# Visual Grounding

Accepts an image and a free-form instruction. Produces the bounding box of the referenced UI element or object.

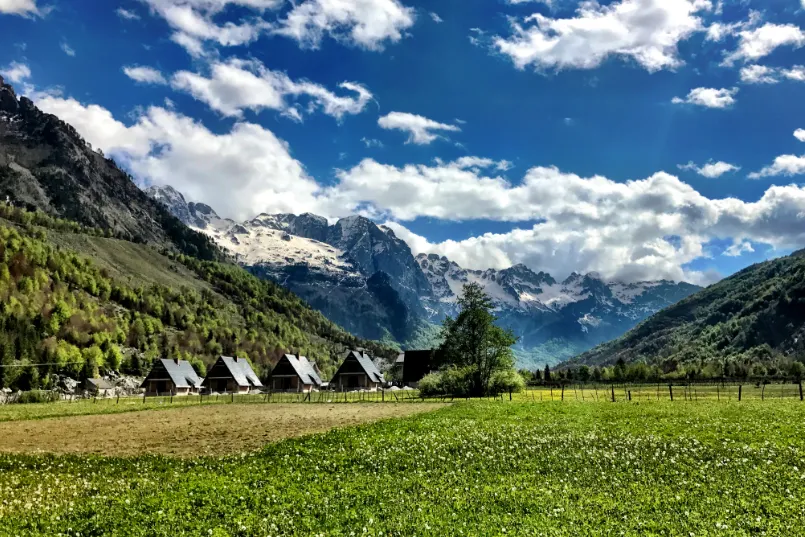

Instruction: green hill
[0,205,397,391]
[567,250,805,378]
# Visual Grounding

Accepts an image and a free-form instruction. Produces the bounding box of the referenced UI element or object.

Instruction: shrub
[439,366,475,398]
[15,390,59,404]
[419,366,483,398]
[489,369,526,395]
[418,372,444,397]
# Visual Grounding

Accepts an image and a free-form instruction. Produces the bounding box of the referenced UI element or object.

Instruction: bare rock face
[0,80,220,260]
[0,76,19,114]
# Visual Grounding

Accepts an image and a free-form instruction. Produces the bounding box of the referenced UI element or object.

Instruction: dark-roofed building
[83,378,115,396]
[330,350,384,391]
[202,356,263,394]
[397,350,436,386]
[140,358,202,396]
[269,354,323,393]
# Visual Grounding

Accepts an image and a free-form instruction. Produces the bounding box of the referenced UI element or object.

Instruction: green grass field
[2,400,805,536]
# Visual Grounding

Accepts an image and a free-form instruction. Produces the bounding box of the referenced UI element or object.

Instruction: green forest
[0,205,397,391]
[565,249,805,380]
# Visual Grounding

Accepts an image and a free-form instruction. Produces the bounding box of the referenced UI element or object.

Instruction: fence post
[627,390,631,402]
[561,385,565,402]
[170,393,173,404]
[550,386,553,401]
[761,383,765,401]
[611,385,615,403]
[509,390,512,401]
[143,393,146,404]
[231,392,234,403]
[799,382,803,402]
[738,385,742,402]
[669,384,673,402]
[717,385,719,401]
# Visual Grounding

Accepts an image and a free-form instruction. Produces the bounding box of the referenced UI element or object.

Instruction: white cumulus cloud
[740,64,779,84]
[749,155,805,179]
[35,94,322,222]
[170,58,373,120]
[378,112,461,144]
[0,0,41,17]
[493,0,709,73]
[331,159,805,283]
[724,240,754,257]
[141,0,282,56]
[748,129,805,179]
[723,23,805,65]
[672,87,738,109]
[0,61,31,84]
[738,64,805,84]
[678,161,740,178]
[272,0,416,51]
[123,66,168,85]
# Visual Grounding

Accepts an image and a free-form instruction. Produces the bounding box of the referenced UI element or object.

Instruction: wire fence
[5,381,805,408]
[518,381,805,403]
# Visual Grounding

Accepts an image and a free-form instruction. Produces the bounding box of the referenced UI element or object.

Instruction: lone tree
[437,282,518,396]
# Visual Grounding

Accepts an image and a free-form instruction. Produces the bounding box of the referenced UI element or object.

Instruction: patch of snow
[609,281,661,304]
[200,225,357,276]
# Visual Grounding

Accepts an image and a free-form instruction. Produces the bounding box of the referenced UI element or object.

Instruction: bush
[489,369,526,396]
[15,390,59,404]
[419,366,496,398]
[418,372,444,397]
[439,366,475,398]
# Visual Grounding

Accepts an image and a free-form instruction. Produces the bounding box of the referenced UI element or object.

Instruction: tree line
[519,356,805,385]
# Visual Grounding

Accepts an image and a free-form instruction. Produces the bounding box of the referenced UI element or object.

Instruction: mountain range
[147,185,701,367]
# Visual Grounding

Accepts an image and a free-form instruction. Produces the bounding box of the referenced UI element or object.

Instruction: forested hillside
[568,250,805,378]
[0,204,397,391]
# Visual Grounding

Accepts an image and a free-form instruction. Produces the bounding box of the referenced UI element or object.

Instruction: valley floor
[1,400,804,535]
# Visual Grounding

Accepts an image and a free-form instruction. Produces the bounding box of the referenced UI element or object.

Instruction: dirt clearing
[0,403,445,457]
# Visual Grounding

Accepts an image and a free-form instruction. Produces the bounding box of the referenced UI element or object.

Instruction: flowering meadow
[2,401,805,536]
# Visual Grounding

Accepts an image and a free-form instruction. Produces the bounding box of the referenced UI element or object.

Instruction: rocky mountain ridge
[148,185,701,366]
[0,79,219,260]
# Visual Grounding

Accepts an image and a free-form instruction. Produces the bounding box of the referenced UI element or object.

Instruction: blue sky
[2,0,805,284]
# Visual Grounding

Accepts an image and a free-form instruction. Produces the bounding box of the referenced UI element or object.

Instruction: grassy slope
[569,250,805,368]
[1,401,804,535]
[47,230,215,293]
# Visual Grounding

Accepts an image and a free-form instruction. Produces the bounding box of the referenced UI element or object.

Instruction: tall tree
[437,282,517,396]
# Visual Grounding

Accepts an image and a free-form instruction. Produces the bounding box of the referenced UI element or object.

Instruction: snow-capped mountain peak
[146,185,701,368]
